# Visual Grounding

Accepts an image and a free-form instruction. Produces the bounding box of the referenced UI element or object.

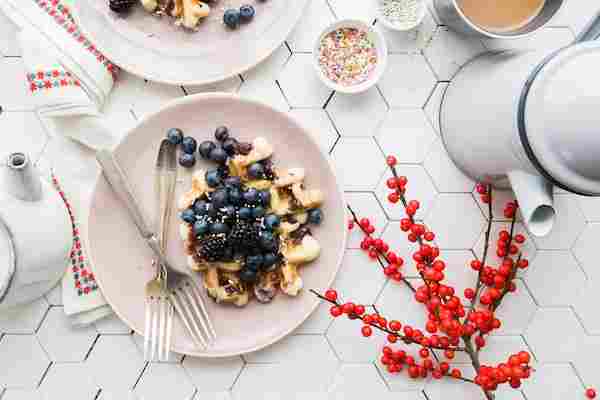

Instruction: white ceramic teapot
[440,13,600,237]
[0,153,72,311]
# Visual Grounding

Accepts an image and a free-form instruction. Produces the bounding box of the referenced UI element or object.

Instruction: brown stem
[310,289,465,352]
[492,253,522,312]
[464,339,495,400]
[346,204,417,293]
[466,185,494,319]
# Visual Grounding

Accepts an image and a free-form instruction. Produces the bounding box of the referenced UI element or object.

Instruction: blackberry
[261,159,276,180]
[198,235,227,262]
[228,222,259,250]
[109,0,135,13]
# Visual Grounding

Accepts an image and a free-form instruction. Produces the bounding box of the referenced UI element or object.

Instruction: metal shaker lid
[521,41,600,196]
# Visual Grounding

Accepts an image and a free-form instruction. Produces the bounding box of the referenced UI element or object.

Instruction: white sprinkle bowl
[376,0,427,31]
[313,19,388,95]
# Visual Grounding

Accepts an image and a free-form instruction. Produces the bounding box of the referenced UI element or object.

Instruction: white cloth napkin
[0,0,120,325]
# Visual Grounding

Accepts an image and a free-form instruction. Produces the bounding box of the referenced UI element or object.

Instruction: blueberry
[239,268,258,283]
[222,138,237,156]
[238,207,253,220]
[263,252,278,269]
[214,126,229,142]
[206,203,218,218]
[224,176,242,188]
[199,140,216,159]
[193,199,208,215]
[166,128,183,145]
[205,170,222,188]
[252,206,266,218]
[193,221,209,236]
[260,231,277,251]
[247,163,265,179]
[264,214,280,230]
[209,146,228,164]
[216,165,230,179]
[229,188,243,206]
[223,9,241,28]
[239,4,255,21]
[223,205,236,219]
[211,189,229,208]
[179,153,196,168]
[258,190,271,206]
[181,209,196,224]
[246,254,264,270]
[181,137,197,154]
[243,188,259,204]
[307,208,323,225]
[210,222,230,234]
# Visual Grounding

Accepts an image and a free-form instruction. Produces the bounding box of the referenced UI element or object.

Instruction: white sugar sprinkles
[380,0,425,30]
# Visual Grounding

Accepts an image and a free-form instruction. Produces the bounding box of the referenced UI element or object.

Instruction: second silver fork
[144,139,177,361]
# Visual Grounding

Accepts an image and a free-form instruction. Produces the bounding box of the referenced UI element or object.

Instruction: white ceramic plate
[86,93,347,357]
[74,0,308,85]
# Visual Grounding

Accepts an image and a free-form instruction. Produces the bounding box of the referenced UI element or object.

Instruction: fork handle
[97,150,175,271]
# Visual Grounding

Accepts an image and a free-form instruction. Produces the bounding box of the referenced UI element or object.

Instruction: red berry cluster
[316,156,537,399]
[474,352,532,391]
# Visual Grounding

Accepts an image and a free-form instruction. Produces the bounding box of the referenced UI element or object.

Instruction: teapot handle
[0,215,16,304]
[576,11,600,43]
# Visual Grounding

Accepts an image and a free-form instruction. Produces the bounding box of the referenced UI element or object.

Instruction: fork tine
[150,299,159,361]
[163,303,174,361]
[170,291,207,348]
[158,297,167,361]
[186,280,217,340]
[143,300,152,361]
[182,283,212,343]
[177,288,210,346]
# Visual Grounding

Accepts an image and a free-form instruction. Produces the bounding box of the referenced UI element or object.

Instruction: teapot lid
[521,41,600,196]
[0,216,16,303]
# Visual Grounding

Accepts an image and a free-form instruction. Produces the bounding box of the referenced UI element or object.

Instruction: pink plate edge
[84,92,348,357]
[72,1,309,86]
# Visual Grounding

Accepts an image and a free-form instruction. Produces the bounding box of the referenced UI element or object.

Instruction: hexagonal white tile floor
[331,137,386,191]
[426,194,485,249]
[279,54,332,108]
[327,88,388,137]
[378,54,437,108]
[135,363,196,400]
[0,3,598,399]
[525,251,587,307]
[183,357,244,392]
[0,335,49,389]
[36,307,97,362]
[377,109,437,164]
[86,335,145,392]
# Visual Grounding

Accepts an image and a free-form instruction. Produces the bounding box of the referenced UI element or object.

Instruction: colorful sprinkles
[318,27,378,87]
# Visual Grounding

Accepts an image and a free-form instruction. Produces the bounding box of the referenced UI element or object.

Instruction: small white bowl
[376,0,427,31]
[313,19,388,94]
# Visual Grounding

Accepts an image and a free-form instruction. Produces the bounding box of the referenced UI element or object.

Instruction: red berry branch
[313,155,536,400]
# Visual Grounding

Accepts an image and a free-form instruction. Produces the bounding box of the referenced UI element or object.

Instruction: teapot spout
[508,170,556,237]
[4,153,42,202]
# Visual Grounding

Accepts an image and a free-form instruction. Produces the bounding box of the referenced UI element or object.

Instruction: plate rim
[85,92,348,357]
[73,1,309,86]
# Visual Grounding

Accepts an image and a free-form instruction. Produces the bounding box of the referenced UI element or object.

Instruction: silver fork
[96,149,216,351]
[143,140,177,361]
